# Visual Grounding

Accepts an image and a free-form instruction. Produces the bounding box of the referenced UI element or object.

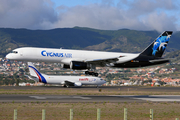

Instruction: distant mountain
[84,29,156,53]
[165,50,180,63]
[0,27,179,58]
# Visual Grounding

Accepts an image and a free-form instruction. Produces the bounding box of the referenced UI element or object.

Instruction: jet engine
[70,61,90,70]
[74,82,82,87]
[62,64,70,69]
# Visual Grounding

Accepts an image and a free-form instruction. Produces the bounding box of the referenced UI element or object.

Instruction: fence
[13,108,179,120]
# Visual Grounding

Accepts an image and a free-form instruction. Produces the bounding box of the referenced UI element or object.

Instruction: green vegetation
[1,102,180,120]
[0,73,34,86]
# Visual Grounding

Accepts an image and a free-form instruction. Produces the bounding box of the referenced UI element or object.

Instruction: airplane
[27,62,106,88]
[6,31,173,76]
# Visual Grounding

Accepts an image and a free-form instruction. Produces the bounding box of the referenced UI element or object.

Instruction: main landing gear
[63,84,70,88]
[85,71,98,77]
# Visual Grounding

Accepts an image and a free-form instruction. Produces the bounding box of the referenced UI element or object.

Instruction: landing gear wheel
[85,71,99,76]
[85,71,89,75]
[89,71,94,75]
[94,73,98,77]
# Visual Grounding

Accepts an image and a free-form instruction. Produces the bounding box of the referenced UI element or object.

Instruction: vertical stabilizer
[140,31,173,57]
[27,62,47,83]
[28,62,37,77]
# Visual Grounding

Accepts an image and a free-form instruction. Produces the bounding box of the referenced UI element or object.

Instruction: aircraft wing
[84,56,125,66]
[24,75,31,79]
[64,81,75,86]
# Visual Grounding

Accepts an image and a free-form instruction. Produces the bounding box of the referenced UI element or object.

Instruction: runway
[1,86,180,92]
[1,86,180,103]
[1,95,180,103]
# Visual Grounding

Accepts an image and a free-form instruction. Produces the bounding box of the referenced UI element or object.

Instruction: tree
[13,73,19,86]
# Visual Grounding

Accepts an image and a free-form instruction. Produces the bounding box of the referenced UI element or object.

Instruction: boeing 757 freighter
[6,31,173,76]
[27,62,106,87]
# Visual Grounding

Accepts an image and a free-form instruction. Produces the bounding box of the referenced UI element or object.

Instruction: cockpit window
[11,51,18,54]
[100,79,103,81]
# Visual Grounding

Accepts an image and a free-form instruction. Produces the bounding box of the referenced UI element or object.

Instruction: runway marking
[109,95,180,102]
[29,96,91,100]
[29,96,46,99]
[134,95,180,102]
[133,98,180,102]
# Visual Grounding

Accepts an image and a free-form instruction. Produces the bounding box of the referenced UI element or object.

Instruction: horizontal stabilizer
[149,58,170,63]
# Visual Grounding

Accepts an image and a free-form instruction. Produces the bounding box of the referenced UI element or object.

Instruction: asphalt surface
[1,86,180,103]
[1,86,180,92]
[1,94,180,103]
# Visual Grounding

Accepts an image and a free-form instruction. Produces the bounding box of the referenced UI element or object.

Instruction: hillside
[165,50,180,63]
[84,29,156,52]
[0,27,180,58]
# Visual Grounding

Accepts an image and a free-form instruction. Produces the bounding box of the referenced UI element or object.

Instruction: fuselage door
[20,50,23,56]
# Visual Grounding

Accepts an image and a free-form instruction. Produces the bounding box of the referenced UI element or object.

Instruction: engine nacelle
[74,82,82,87]
[62,64,70,69]
[70,61,90,70]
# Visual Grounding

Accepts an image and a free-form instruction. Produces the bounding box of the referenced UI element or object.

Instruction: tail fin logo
[140,31,172,57]
[152,35,170,56]
[29,66,47,83]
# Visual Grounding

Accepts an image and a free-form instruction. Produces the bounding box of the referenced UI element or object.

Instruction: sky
[0,0,180,32]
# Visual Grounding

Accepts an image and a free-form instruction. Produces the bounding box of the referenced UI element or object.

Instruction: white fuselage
[28,62,106,87]
[31,75,106,85]
[6,47,139,66]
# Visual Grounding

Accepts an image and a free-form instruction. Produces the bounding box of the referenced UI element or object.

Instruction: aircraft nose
[101,80,106,84]
[6,53,12,59]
